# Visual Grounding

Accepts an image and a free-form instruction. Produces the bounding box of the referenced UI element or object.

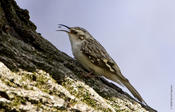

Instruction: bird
[57,24,147,105]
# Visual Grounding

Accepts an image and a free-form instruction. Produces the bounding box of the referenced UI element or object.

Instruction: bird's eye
[79,35,84,40]
[71,30,78,34]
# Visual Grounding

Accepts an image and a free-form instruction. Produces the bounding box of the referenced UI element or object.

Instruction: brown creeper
[57,24,147,105]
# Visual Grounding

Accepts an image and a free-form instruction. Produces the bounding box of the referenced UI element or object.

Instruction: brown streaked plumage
[57,24,147,105]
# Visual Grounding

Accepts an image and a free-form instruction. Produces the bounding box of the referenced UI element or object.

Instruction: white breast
[70,38,91,70]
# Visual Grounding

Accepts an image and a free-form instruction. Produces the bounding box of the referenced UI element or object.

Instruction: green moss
[11,95,26,107]
[82,92,97,107]
[69,98,77,106]
[61,77,113,111]
[5,80,17,88]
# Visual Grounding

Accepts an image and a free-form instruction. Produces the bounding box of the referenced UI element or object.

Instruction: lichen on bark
[0,0,157,112]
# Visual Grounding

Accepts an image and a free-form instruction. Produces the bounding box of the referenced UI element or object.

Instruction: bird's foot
[83,71,96,78]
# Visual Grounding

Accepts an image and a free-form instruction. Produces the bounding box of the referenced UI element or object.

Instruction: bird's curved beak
[56,24,70,33]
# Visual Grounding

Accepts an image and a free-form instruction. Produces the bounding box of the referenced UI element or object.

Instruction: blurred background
[15,0,175,111]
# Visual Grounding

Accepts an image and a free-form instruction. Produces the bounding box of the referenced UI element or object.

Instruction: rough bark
[0,0,157,112]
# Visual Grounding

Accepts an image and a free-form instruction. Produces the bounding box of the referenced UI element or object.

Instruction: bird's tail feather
[121,79,147,105]
[104,72,147,105]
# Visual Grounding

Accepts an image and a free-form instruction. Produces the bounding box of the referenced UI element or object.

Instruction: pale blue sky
[16,0,175,111]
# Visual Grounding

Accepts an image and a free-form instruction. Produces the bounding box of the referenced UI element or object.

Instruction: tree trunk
[0,0,156,111]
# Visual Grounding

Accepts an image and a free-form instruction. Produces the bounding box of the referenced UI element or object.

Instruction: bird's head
[57,24,93,42]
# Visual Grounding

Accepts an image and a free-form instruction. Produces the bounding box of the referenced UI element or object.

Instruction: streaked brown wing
[80,38,116,72]
[80,38,128,80]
